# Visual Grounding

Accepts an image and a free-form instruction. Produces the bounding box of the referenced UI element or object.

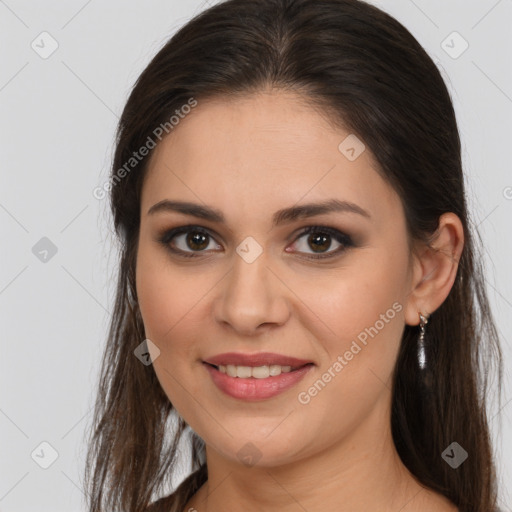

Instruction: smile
[216,363,299,378]
[203,362,314,401]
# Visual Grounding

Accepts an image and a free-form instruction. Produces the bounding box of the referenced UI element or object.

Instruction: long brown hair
[83,1,504,511]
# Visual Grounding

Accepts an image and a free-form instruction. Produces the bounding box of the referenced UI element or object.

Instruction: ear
[404,212,465,327]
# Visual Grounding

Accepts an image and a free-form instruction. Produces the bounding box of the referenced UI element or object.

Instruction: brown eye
[157,224,354,260]
[306,232,331,253]
[158,226,221,257]
[185,231,209,251]
[289,226,354,259]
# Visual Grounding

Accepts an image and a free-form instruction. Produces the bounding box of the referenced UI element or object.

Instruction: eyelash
[156,224,354,260]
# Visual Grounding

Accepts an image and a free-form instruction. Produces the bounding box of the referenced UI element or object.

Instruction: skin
[135,89,463,512]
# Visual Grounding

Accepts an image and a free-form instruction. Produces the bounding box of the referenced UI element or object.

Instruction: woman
[84,1,504,511]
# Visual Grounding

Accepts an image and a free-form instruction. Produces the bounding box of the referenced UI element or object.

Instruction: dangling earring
[417,312,430,370]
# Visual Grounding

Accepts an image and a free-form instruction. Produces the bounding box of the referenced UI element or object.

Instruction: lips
[203,351,314,369]
[203,360,314,401]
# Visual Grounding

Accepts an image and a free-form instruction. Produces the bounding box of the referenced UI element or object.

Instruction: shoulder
[145,493,177,512]
[146,465,207,511]
[417,490,459,512]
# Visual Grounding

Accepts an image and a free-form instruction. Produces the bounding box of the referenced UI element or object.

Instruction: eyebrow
[147,198,371,226]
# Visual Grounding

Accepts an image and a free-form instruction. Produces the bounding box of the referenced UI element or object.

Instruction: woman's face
[136,90,419,467]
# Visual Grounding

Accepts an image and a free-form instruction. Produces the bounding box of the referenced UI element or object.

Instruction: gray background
[0,0,511,510]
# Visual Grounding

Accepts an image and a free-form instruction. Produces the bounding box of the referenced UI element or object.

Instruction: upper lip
[203,352,314,368]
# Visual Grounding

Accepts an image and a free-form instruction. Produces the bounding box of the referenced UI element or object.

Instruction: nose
[213,253,291,336]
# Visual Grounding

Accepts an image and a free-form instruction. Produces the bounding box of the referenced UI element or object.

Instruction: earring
[417,312,430,370]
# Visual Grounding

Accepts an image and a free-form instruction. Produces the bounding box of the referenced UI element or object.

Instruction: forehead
[141,90,401,227]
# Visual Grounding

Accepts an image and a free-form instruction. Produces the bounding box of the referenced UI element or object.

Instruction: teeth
[218,364,293,378]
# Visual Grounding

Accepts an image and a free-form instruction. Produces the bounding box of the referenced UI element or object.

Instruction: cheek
[135,241,224,403]
[289,254,407,446]
[136,250,207,413]
[292,247,408,377]
[136,242,207,344]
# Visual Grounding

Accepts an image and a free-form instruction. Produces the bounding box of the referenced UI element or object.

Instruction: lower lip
[203,363,314,401]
